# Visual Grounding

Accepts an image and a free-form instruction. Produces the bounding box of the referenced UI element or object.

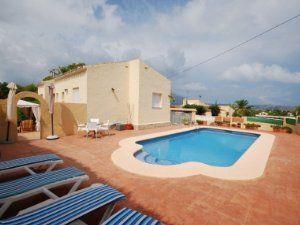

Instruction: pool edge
[111,126,275,180]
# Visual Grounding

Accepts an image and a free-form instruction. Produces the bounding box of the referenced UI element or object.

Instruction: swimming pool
[112,126,275,179]
[135,128,259,167]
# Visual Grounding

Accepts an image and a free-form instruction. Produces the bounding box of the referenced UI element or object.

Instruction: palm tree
[294,105,300,116]
[209,102,220,116]
[232,99,252,117]
[235,99,249,108]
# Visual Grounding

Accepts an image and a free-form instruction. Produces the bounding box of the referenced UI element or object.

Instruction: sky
[0,0,300,106]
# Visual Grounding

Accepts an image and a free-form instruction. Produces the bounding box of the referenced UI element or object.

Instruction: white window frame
[72,87,80,103]
[152,93,162,109]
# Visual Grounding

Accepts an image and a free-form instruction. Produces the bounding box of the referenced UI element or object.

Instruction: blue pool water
[135,128,259,167]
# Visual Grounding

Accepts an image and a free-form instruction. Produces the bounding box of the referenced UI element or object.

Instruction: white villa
[38,59,171,129]
[182,98,209,107]
[182,98,234,117]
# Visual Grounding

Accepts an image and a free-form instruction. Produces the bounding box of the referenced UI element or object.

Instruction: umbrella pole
[51,113,54,135]
[6,121,10,141]
[46,112,58,140]
[46,83,59,140]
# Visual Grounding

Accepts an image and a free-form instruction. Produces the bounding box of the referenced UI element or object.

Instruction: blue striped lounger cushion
[0,167,85,200]
[0,184,125,225]
[0,154,61,171]
[102,207,162,225]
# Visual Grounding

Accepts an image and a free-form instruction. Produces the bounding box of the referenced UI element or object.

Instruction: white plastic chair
[76,120,86,133]
[98,120,110,135]
[83,122,99,139]
[90,118,100,124]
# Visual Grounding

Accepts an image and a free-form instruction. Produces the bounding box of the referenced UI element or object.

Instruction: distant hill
[251,105,296,111]
[170,92,297,110]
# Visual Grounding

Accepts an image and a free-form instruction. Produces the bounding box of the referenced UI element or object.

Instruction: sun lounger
[0,154,63,176]
[0,184,125,225]
[102,207,162,225]
[0,167,88,217]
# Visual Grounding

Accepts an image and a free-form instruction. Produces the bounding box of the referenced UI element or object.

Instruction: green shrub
[17,108,28,125]
[209,103,220,116]
[282,126,293,133]
[183,104,207,115]
[245,123,260,129]
[196,120,204,125]
[215,121,223,126]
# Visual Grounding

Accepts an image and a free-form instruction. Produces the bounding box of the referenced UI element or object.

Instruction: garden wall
[54,103,87,136]
[0,99,7,142]
[0,91,87,143]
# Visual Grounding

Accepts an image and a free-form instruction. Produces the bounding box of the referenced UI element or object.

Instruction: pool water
[135,128,259,167]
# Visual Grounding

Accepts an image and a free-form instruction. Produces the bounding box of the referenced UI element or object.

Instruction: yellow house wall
[128,59,140,125]
[86,59,171,128]
[137,60,171,127]
[35,59,171,130]
[38,71,88,104]
[86,62,130,124]
[38,84,46,100]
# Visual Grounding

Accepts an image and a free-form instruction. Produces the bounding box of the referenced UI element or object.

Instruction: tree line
[0,82,38,99]
[0,62,86,99]
[183,99,300,117]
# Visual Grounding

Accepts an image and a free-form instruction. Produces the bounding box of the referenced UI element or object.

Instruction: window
[65,89,68,95]
[152,93,162,108]
[72,87,80,103]
[61,92,65,102]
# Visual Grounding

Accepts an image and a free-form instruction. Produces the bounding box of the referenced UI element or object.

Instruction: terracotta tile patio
[0,126,299,225]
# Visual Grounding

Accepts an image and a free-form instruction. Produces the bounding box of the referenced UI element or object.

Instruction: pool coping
[111,126,275,180]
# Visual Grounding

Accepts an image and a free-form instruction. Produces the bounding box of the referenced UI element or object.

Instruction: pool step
[156,159,174,165]
[144,155,157,164]
[135,151,175,165]
[135,151,149,161]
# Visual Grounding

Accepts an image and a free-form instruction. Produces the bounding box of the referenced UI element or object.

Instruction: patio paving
[0,126,299,225]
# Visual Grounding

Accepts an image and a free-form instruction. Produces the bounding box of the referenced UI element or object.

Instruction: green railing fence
[247,117,283,126]
[286,118,296,125]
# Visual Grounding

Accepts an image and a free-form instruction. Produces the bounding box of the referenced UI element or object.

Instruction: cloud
[0,0,300,105]
[221,63,300,83]
[177,82,207,92]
